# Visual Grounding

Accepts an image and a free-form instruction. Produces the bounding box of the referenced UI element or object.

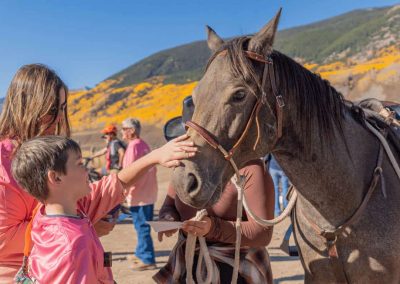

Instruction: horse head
[171,10,283,208]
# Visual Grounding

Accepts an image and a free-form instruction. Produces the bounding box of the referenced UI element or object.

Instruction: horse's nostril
[186,173,199,194]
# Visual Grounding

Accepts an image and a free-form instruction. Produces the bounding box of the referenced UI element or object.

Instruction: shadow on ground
[270,255,300,262]
[111,250,172,262]
[274,274,304,283]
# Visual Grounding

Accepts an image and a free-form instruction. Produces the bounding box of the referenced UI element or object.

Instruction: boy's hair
[12,136,81,202]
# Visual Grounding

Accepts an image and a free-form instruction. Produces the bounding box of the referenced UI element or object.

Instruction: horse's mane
[207,36,351,156]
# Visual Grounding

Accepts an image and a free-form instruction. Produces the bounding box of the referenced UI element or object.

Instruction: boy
[11,135,195,283]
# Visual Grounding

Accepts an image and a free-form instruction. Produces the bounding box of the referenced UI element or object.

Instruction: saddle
[356,99,400,156]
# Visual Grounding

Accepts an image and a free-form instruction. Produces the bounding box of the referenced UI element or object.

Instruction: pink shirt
[122,138,158,207]
[29,174,124,283]
[0,137,124,283]
[0,139,38,282]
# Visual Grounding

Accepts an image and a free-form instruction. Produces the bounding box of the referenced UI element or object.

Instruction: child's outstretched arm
[79,134,196,225]
[117,134,196,188]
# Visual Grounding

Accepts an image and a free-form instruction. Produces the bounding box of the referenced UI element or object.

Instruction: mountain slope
[107,5,399,88]
[69,4,400,133]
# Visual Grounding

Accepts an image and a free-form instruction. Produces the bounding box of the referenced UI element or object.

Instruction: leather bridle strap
[186,98,262,160]
[248,50,284,141]
[267,59,285,139]
[186,49,283,162]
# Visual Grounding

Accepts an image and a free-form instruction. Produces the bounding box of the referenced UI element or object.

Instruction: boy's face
[63,150,90,200]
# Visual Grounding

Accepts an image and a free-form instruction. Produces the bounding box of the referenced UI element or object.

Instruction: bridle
[184,48,286,284]
[185,49,285,174]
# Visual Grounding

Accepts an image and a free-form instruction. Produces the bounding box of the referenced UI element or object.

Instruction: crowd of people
[0,64,292,283]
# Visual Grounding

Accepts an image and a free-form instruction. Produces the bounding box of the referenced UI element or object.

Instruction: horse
[171,10,400,283]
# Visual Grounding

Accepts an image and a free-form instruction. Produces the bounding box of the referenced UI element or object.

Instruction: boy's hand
[181,216,212,237]
[157,134,197,168]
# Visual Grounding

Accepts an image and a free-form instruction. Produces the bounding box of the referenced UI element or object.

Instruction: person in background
[266,154,290,217]
[91,124,126,174]
[119,118,158,271]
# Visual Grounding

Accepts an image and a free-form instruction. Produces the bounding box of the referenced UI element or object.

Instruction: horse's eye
[232,91,246,102]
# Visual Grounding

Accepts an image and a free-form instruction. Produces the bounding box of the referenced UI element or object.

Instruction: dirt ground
[100,166,305,284]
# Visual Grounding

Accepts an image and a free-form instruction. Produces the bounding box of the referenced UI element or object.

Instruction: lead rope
[185,209,215,284]
[185,156,295,284]
[184,157,246,284]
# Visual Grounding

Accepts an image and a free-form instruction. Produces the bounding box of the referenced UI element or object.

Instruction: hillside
[69,4,400,136]
[107,5,399,88]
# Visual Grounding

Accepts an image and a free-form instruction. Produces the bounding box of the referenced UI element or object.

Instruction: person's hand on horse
[157,213,179,242]
[181,216,212,237]
[156,134,197,168]
[94,217,116,237]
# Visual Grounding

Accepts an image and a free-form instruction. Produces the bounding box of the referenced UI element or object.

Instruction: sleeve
[205,163,275,247]
[159,183,181,221]
[0,183,36,263]
[78,174,125,224]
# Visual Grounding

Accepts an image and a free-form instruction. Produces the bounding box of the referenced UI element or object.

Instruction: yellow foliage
[68,81,197,131]
[314,45,400,79]
[303,63,318,70]
[68,45,399,132]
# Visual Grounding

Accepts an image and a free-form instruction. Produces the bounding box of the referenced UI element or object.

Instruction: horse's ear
[248,8,282,55]
[206,25,224,52]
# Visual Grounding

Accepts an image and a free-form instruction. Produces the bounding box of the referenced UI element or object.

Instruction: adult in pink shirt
[11,136,195,283]
[0,64,115,282]
[120,118,158,270]
[0,64,71,282]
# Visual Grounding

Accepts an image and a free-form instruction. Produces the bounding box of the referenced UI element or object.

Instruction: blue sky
[0,0,398,97]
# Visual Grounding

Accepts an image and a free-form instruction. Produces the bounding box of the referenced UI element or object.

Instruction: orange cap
[101,124,117,134]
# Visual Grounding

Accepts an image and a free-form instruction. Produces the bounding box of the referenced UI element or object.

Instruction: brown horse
[171,10,400,283]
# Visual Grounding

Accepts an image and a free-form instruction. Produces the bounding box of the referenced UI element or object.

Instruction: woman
[153,96,275,283]
[0,64,70,281]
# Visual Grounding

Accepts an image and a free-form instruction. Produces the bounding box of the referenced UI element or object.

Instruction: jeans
[269,168,290,216]
[128,204,156,264]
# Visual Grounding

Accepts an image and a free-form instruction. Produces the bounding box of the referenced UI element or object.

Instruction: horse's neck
[275,109,380,226]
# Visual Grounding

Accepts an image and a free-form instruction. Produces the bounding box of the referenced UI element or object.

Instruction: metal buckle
[266,56,273,64]
[321,231,337,246]
[276,95,285,108]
